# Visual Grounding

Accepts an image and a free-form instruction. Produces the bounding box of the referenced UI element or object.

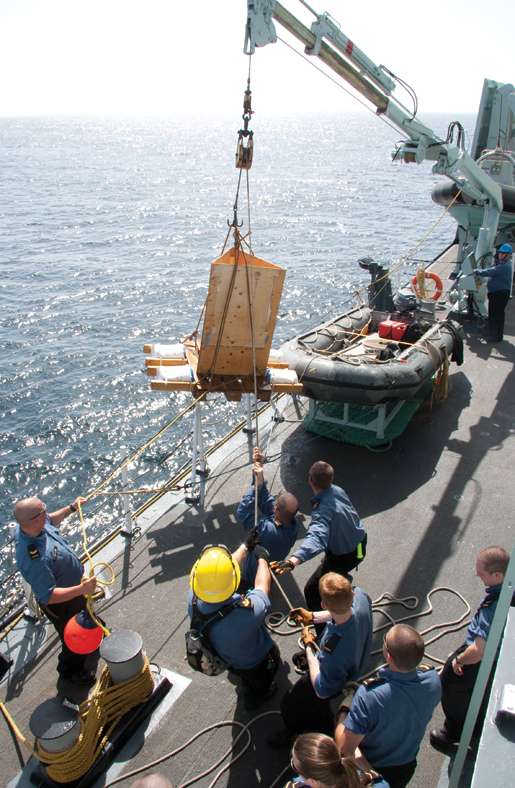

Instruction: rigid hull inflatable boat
[279,304,463,406]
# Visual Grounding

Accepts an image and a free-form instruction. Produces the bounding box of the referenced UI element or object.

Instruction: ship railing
[0,392,269,634]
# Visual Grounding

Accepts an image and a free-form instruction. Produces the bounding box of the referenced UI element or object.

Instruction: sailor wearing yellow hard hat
[188,541,280,709]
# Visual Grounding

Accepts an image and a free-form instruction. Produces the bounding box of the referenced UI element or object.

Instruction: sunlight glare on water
[0,112,471,607]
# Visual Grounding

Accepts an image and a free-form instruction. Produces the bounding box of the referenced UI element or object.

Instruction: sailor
[271,460,367,613]
[14,495,98,683]
[476,242,513,342]
[188,542,280,710]
[269,573,372,746]
[236,446,299,588]
[430,545,510,755]
[288,732,390,788]
[335,624,441,788]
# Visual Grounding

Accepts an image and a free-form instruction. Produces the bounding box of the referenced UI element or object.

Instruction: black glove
[244,527,260,552]
[254,544,270,562]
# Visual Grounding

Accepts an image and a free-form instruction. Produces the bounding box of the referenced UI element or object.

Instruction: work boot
[429,728,458,756]
[292,650,308,675]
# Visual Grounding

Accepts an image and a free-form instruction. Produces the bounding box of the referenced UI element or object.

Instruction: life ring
[411,271,443,301]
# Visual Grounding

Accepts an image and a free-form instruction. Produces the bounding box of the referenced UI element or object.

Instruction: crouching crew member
[236,447,299,588]
[14,495,98,683]
[336,624,441,788]
[272,461,367,613]
[430,546,509,755]
[271,573,372,746]
[188,542,280,709]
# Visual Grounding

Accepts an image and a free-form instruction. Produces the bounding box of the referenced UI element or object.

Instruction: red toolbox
[378,319,396,338]
[391,321,409,341]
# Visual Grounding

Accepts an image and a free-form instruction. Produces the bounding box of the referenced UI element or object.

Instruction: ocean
[0,112,471,612]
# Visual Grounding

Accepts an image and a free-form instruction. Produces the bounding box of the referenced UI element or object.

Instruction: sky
[0,0,513,117]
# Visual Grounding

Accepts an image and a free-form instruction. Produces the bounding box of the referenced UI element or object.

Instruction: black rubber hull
[432,181,515,215]
[280,309,461,405]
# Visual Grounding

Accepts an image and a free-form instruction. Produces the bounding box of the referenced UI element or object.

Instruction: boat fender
[143,342,186,359]
[265,368,299,385]
[411,272,443,301]
[154,364,194,383]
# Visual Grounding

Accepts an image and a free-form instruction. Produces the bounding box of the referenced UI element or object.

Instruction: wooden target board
[197,246,285,377]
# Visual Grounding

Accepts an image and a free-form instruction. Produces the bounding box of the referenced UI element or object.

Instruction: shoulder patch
[322,633,341,653]
[362,674,384,688]
[27,545,40,560]
[418,663,435,672]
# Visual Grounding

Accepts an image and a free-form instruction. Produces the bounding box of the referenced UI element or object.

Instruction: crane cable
[208,57,261,531]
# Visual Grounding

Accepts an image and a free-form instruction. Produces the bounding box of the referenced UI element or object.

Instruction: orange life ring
[411,271,443,301]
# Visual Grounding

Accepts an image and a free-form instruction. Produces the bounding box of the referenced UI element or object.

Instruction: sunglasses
[29,507,47,521]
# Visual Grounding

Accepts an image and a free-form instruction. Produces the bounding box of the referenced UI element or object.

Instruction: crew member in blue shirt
[236,446,299,588]
[476,242,512,342]
[14,495,98,683]
[430,545,509,755]
[188,541,280,710]
[269,572,372,746]
[336,623,441,788]
[287,732,390,788]
[271,460,367,613]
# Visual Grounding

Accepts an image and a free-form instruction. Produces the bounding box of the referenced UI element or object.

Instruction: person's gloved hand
[289,607,313,625]
[253,446,266,465]
[244,526,260,552]
[254,545,270,562]
[301,626,317,651]
[270,559,295,575]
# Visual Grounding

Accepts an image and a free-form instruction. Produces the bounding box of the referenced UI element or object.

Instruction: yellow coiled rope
[36,656,154,783]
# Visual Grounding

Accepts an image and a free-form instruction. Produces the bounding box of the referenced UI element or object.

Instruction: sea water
[0,112,472,608]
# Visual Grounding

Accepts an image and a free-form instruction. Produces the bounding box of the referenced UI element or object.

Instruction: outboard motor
[358,257,395,312]
[394,285,418,313]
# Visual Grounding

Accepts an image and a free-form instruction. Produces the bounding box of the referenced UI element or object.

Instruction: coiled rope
[265,577,471,670]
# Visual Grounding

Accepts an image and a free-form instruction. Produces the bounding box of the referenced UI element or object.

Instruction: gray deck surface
[2,262,514,788]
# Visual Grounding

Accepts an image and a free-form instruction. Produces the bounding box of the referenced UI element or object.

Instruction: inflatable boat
[279,304,463,406]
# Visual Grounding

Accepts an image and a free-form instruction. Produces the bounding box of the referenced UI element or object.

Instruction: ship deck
[2,256,515,788]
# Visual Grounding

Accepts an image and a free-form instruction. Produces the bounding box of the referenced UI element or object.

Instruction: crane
[244,0,515,315]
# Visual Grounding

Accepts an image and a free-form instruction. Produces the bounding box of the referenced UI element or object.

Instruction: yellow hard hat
[190,545,241,603]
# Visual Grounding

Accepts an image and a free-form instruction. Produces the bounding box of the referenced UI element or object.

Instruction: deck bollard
[29,698,80,753]
[100,630,147,684]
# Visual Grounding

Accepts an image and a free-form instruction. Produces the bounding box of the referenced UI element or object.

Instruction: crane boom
[245,0,504,273]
